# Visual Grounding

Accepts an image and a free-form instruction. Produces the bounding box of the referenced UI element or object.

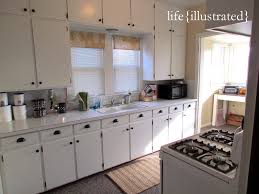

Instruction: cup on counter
[0,105,12,122]
[13,105,27,120]
[13,93,24,106]
[0,93,8,107]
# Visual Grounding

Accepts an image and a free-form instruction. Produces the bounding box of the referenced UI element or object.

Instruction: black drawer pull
[188,105,191,108]
[70,142,73,145]
[53,130,61,135]
[139,114,144,118]
[84,124,90,128]
[35,149,40,153]
[76,140,80,143]
[113,119,119,123]
[158,110,163,114]
[174,107,178,110]
[17,137,26,143]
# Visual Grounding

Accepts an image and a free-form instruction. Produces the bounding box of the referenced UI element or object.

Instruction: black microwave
[158,84,187,99]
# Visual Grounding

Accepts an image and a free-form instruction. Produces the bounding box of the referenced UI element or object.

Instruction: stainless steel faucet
[111,97,116,106]
[123,92,132,104]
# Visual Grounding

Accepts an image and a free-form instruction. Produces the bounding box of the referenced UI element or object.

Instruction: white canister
[0,93,8,107]
[13,93,24,106]
[0,105,12,122]
[13,105,27,120]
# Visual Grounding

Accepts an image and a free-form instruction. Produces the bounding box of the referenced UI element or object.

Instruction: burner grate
[200,130,234,146]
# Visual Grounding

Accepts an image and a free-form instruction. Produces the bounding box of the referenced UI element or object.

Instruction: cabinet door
[32,18,71,89]
[0,14,36,92]
[131,0,154,33]
[103,125,130,169]
[103,0,130,29]
[153,115,169,152]
[169,112,183,143]
[171,35,185,79]
[183,110,196,138]
[30,0,67,20]
[43,137,76,190]
[75,131,103,179]
[0,0,29,15]
[68,0,103,25]
[130,119,153,160]
[154,1,171,80]
[2,145,44,194]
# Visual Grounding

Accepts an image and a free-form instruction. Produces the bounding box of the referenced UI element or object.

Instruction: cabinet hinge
[152,120,154,125]
[44,181,47,188]
[66,13,68,19]
[41,146,43,152]
[1,155,4,163]
[100,132,103,138]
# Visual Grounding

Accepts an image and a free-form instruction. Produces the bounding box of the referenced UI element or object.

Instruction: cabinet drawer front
[1,133,39,151]
[170,104,183,113]
[153,107,169,117]
[130,111,152,122]
[102,115,129,128]
[41,126,73,142]
[184,102,196,111]
[74,120,101,135]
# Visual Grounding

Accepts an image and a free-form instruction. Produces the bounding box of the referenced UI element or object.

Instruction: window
[113,49,140,93]
[71,47,104,95]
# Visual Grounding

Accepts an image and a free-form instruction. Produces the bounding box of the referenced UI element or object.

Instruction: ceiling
[166,0,206,8]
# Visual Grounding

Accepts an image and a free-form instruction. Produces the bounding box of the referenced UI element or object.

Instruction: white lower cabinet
[1,144,44,194]
[42,137,76,190]
[183,109,196,138]
[130,119,153,160]
[75,131,103,179]
[168,112,183,142]
[102,125,130,169]
[153,115,169,152]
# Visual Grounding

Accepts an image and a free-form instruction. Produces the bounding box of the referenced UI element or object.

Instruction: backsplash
[6,89,140,118]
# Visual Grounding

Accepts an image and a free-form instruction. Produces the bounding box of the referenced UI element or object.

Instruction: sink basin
[97,104,147,114]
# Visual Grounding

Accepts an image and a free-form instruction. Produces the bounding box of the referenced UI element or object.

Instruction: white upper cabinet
[0,14,36,92]
[68,0,103,25]
[103,0,131,29]
[2,145,44,194]
[154,1,171,80]
[0,0,29,15]
[130,0,154,33]
[32,19,71,88]
[29,0,67,20]
[171,35,185,79]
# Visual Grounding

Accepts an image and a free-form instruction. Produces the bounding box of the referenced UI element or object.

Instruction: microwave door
[172,87,181,98]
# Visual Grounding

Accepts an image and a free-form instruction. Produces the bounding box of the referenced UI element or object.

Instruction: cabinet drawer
[184,102,196,111]
[74,120,101,135]
[1,133,39,151]
[169,104,183,113]
[40,126,73,142]
[102,115,129,128]
[130,111,152,122]
[153,107,169,117]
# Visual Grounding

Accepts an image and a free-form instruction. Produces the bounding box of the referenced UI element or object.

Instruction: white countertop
[0,98,197,138]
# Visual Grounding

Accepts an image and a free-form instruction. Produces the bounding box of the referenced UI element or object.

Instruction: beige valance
[70,31,105,49]
[113,35,140,50]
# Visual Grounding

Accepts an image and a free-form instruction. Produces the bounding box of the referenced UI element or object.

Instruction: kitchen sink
[97,103,147,114]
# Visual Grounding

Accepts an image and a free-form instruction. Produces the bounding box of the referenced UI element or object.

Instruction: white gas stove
[160,128,243,194]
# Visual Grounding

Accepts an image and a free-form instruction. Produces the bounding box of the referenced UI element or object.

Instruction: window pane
[71,48,104,95]
[113,49,140,93]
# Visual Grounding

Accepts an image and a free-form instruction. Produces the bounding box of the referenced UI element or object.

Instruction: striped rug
[106,153,160,194]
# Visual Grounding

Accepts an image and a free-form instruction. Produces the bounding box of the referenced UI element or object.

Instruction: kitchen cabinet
[75,130,103,179]
[102,125,130,169]
[30,0,67,20]
[32,18,71,88]
[0,14,36,92]
[153,115,169,151]
[168,112,183,142]
[143,2,186,80]
[130,0,154,33]
[1,144,44,194]
[0,0,29,15]
[183,109,196,138]
[130,119,153,159]
[103,0,131,29]
[68,0,103,26]
[42,137,76,190]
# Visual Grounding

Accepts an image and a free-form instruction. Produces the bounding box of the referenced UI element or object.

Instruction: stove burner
[200,130,234,146]
[169,139,237,174]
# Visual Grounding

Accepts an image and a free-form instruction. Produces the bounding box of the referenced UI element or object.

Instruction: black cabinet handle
[188,105,191,108]
[84,124,90,128]
[39,81,42,85]
[158,110,163,114]
[53,130,61,135]
[132,24,135,27]
[126,128,129,131]
[169,29,172,32]
[31,82,35,85]
[128,23,131,26]
[166,118,169,121]
[70,142,73,145]
[113,119,118,123]
[130,127,133,130]
[168,74,171,76]
[172,30,175,32]
[17,137,26,143]
[36,149,40,153]
[171,74,174,76]
[31,9,35,13]
[174,107,178,110]
[23,8,28,12]
[98,18,102,22]
[139,114,144,118]
[76,140,80,143]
